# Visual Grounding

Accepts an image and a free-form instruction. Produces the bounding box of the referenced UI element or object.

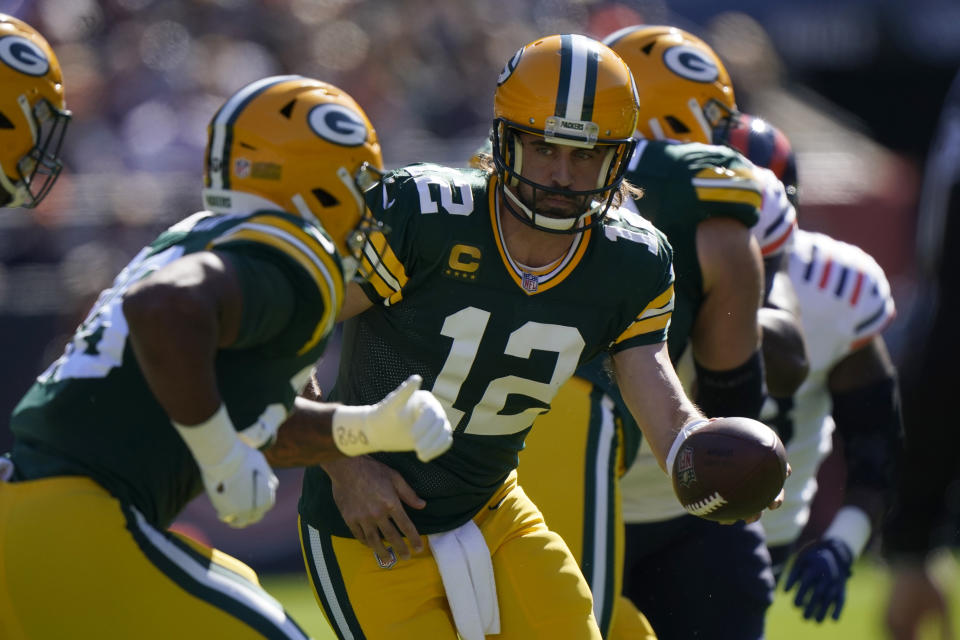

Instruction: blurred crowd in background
[1,0,958,569]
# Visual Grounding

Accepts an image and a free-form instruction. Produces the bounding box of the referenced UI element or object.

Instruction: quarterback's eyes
[530,142,598,162]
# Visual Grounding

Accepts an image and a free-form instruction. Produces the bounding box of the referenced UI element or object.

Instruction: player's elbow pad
[694,350,766,419]
[832,375,903,494]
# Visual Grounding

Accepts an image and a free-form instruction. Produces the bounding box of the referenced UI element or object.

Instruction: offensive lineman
[1,73,452,639]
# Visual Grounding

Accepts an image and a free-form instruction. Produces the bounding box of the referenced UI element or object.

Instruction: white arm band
[823,505,872,558]
[665,418,709,475]
[172,405,238,467]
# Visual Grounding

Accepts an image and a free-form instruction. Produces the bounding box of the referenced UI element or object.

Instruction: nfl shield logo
[233,157,251,178]
[677,446,697,487]
[521,271,538,292]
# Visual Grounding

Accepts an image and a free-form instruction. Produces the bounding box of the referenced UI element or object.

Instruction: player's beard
[516,182,589,220]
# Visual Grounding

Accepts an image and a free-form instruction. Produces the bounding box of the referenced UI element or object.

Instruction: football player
[518,26,803,640]
[728,115,902,624]
[0,75,452,639]
[0,13,70,209]
[296,34,781,640]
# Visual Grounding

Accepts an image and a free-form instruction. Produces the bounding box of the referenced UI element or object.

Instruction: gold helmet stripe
[206,74,301,191]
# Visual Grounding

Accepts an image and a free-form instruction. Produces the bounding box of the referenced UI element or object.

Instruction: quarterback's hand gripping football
[173,405,279,528]
[332,375,453,462]
[784,537,854,622]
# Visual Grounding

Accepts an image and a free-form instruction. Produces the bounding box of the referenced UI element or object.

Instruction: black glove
[783,537,854,622]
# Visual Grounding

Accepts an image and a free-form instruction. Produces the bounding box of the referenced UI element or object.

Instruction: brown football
[671,417,787,522]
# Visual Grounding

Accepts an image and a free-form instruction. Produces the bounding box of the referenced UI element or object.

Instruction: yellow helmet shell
[202,76,383,259]
[494,34,639,147]
[604,25,737,144]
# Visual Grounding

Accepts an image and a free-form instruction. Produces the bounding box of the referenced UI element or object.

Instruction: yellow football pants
[0,475,307,640]
[300,470,602,639]
[522,375,656,640]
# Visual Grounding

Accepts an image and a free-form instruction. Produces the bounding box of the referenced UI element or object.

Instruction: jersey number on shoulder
[413,175,474,216]
[39,245,185,383]
[434,306,585,435]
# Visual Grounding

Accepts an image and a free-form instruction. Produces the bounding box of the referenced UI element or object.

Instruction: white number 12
[434,306,585,436]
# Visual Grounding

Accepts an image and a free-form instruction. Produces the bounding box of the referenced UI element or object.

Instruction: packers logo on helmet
[202,75,384,278]
[308,103,369,147]
[497,47,522,86]
[662,45,719,83]
[492,34,639,234]
[0,35,50,76]
[604,25,737,146]
[0,14,70,209]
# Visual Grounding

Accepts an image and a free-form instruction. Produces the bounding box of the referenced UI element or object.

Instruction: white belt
[429,519,500,640]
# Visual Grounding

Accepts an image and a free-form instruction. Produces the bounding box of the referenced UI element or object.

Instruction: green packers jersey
[624,139,761,364]
[571,139,763,466]
[11,209,344,528]
[299,164,675,536]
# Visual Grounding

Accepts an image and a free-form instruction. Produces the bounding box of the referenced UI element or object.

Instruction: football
[671,417,787,522]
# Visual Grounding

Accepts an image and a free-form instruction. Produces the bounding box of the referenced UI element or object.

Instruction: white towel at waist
[429,519,500,640]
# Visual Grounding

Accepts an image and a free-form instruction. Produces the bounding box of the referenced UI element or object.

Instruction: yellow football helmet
[603,25,737,145]
[202,76,383,272]
[0,13,70,208]
[492,34,639,233]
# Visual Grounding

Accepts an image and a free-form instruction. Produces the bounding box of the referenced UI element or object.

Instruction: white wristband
[823,505,872,558]
[665,418,709,475]
[331,404,374,457]
[172,405,238,467]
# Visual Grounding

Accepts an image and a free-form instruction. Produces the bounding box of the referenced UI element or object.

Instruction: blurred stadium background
[1,0,957,635]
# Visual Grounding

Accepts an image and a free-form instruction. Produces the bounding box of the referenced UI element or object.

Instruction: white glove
[332,374,453,462]
[173,405,279,528]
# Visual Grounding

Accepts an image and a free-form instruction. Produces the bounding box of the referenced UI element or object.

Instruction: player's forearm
[265,397,344,468]
[613,343,703,471]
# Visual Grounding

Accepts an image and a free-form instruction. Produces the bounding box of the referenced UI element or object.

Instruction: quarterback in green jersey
[522,25,806,640]
[1,76,452,640]
[297,34,781,640]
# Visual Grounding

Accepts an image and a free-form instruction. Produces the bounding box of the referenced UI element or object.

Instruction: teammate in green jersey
[0,76,452,640]
[297,34,782,640]
[608,27,804,640]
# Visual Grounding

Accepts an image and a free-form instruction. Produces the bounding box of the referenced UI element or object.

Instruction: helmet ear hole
[0,112,13,129]
[312,188,339,207]
[664,115,690,135]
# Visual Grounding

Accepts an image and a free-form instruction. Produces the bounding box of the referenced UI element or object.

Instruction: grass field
[262,554,960,639]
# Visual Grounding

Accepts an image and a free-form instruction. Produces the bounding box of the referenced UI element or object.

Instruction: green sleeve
[215,246,296,349]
